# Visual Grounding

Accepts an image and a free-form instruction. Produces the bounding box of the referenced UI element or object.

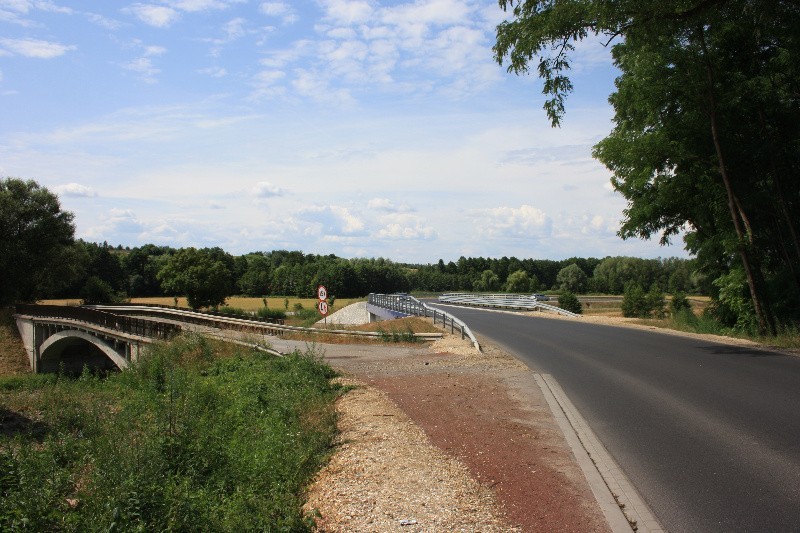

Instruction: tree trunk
[698,26,775,335]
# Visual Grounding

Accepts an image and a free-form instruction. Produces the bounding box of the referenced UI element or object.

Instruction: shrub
[621,283,648,317]
[81,276,124,305]
[622,283,666,318]
[558,291,583,314]
[646,286,666,319]
[256,307,286,320]
[0,336,340,531]
[670,292,691,315]
[218,305,248,316]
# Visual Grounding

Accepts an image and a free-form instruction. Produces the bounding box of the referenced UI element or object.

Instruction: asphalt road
[427,303,800,532]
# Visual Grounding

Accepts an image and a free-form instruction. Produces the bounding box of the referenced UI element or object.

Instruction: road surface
[428,303,800,532]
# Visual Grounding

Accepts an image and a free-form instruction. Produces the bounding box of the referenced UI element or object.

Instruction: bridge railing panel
[367,293,481,351]
[15,304,182,339]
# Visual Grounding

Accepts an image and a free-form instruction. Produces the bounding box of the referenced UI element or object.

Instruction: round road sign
[317,285,328,301]
[318,301,329,316]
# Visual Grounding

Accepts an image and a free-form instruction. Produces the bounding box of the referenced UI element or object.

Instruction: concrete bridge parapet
[15,315,151,374]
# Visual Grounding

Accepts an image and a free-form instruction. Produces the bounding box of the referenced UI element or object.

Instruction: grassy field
[0,335,341,531]
[38,296,365,312]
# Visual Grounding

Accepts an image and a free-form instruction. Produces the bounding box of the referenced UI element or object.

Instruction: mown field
[38,296,365,312]
[0,335,341,531]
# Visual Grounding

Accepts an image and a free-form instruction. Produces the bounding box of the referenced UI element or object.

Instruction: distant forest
[51,241,700,301]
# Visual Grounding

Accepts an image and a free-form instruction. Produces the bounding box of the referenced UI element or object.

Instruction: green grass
[637,308,800,352]
[0,334,341,531]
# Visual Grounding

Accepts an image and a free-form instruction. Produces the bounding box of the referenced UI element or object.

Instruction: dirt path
[303,335,611,532]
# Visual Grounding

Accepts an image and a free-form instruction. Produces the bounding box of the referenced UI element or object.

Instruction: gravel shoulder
[301,317,611,532]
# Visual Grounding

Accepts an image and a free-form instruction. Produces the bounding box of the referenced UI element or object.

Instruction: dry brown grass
[282,316,442,345]
[41,296,365,312]
[0,308,31,375]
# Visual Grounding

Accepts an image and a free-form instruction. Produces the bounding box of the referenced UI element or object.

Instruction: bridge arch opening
[39,331,127,376]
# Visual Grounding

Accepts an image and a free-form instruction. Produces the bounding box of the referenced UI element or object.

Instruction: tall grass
[0,334,340,531]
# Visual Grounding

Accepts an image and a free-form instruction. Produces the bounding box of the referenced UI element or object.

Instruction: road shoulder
[304,335,612,531]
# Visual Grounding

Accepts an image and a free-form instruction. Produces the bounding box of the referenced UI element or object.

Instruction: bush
[0,336,340,531]
[646,286,666,319]
[558,291,583,314]
[81,276,124,305]
[256,307,286,320]
[218,305,248,316]
[670,292,691,315]
[621,283,648,317]
[623,283,666,318]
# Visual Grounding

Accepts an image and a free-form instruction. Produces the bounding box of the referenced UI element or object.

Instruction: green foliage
[670,292,691,315]
[622,283,666,318]
[0,335,339,531]
[377,325,418,343]
[505,269,532,293]
[80,276,125,305]
[157,247,235,310]
[558,291,583,314]
[556,263,588,294]
[0,178,76,304]
[473,269,500,292]
[711,268,758,333]
[494,0,800,334]
[256,307,286,320]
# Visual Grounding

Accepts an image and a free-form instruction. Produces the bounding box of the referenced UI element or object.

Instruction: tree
[505,269,532,293]
[0,178,76,303]
[558,291,583,314]
[556,263,587,294]
[473,270,501,292]
[157,247,234,309]
[494,0,800,333]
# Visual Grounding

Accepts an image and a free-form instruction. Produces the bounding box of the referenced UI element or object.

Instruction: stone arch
[39,330,129,374]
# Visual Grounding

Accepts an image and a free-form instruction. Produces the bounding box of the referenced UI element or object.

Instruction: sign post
[317,285,329,325]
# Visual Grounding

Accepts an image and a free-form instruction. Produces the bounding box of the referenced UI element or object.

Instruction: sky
[0,0,688,263]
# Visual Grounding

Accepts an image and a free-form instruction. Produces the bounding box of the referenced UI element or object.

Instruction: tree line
[3,177,797,333]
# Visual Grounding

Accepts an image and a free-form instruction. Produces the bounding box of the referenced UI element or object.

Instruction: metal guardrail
[15,304,182,339]
[368,293,481,351]
[89,305,442,342]
[437,293,579,318]
[115,302,286,325]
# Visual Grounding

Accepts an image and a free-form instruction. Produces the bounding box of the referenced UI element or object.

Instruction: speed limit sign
[318,300,329,316]
[317,285,328,301]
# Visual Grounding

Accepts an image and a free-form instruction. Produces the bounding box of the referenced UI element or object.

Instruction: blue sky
[1,0,687,263]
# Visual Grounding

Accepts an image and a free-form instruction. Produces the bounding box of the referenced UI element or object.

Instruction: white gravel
[315,301,370,326]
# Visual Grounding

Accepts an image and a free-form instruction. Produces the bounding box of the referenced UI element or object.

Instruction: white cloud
[126,4,180,27]
[0,37,75,58]
[473,205,552,239]
[54,182,97,197]
[367,198,412,213]
[321,0,373,25]
[123,57,160,83]
[86,12,122,30]
[144,45,166,56]
[374,214,436,240]
[251,181,283,198]
[169,0,235,12]
[101,208,146,234]
[260,1,296,24]
[297,205,365,236]
[198,66,227,77]
[223,16,247,39]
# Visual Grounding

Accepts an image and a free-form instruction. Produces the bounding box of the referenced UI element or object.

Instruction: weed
[0,336,340,531]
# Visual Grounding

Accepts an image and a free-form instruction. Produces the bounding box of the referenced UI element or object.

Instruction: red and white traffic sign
[317,285,328,301]
[318,300,329,316]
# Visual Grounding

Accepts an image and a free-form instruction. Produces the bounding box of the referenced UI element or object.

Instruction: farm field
[37,296,366,313]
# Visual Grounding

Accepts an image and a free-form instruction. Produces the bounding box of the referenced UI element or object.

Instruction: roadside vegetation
[0,335,341,531]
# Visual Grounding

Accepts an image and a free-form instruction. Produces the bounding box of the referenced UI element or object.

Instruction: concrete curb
[534,373,665,533]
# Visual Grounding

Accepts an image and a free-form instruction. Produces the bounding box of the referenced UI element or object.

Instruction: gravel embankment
[316,301,369,326]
